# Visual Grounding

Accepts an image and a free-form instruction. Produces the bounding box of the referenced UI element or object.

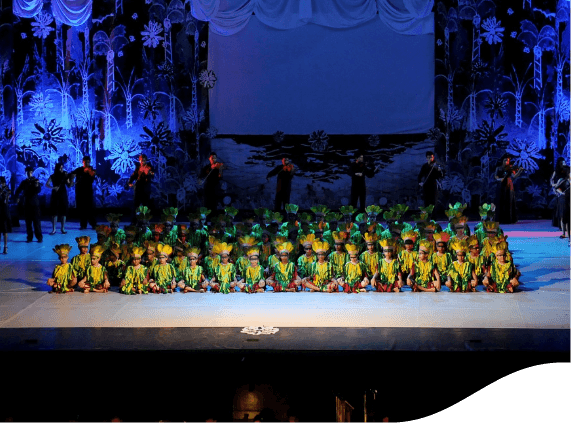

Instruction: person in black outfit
[266,157,295,212]
[14,167,43,243]
[417,151,445,210]
[199,152,225,213]
[495,155,523,224]
[0,176,11,254]
[46,163,73,235]
[550,157,567,228]
[553,165,570,239]
[71,156,97,230]
[127,154,155,222]
[350,153,378,212]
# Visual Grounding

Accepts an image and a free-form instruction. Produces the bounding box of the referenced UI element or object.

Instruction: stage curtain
[13,0,92,27]
[190,0,433,35]
[13,0,43,18]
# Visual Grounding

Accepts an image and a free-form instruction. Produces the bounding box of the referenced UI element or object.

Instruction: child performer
[303,241,336,292]
[328,231,348,283]
[446,239,477,292]
[47,244,77,293]
[143,241,159,274]
[148,243,177,294]
[120,247,149,295]
[106,213,126,245]
[407,240,440,292]
[339,243,370,293]
[448,215,470,241]
[399,231,418,284]
[203,236,221,285]
[71,236,91,283]
[122,227,137,265]
[431,232,452,281]
[178,247,204,293]
[268,242,301,292]
[244,248,267,293]
[374,239,403,292]
[172,242,190,285]
[360,232,380,280]
[483,241,520,293]
[211,242,237,294]
[467,235,487,285]
[78,245,110,293]
[236,236,258,281]
[105,243,125,287]
[297,234,317,282]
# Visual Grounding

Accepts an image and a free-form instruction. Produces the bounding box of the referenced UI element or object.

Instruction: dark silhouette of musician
[350,153,378,212]
[127,154,155,222]
[71,156,97,230]
[14,166,43,242]
[266,157,295,212]
[199,152,225,212]
[417,151,445,210]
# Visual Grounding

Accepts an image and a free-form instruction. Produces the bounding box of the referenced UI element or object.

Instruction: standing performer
[46,163,73,235]
[0,176,11,254]
[350,154,378,212]
[266,158,295,212]
[200,152,225,213]
[417,151,445,212]
[14,167,43,243]
[71,156,97,230]
[127,154,155,222]
[495,155,523,224]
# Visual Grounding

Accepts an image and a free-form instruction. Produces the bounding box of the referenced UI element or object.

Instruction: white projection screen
[208,15,434,135]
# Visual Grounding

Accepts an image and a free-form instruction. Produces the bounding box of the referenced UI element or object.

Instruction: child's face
[496,250,507,264]
[350,254,359,262]
[317,252,326,262]
[91,256,100,266]
[110,254,118,263]
[147,250,155,260]
[177,250,183,257]
[456,252,466,263]
[153,233,160,241]
[367,243,374,252]
[250,256,259,266]
[383,250,393,260]
[159,254,167,264]
[221,254,229,264]
[437,243,445,253]
[418,250,428,261]
[426,233,434,241]
[405,243,414,251]
[126,236,134,244]
[133,257,141,266]
[280,253,289,263]
[188,256,198,266]
[262,234,270,244]
[304,246,313,256]
[59,254,68,264]
[80,246,88,255]
[470,246,480,256]
[164,222,173,232]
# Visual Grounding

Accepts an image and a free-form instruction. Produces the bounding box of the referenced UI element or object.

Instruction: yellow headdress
[379,238,396,251]
[208,236,218,247]
[156,243,173,257]
[483,221,500,232]
[467,235,479,248]
[185,246,201,258]
[449,239,469,254]
[363,232,379,243]
[312,241,330,254]
[273,236,287,246]
[95,225,112,236]
[246,248,260,258]
[75,236,91,247]
[144,241,158,252]
[239,235,258,248]
[401,230,418,243]
[423,223,437,234]
[433,232,451,244]
[493,240,508,253]
[345,243,359,255]
[277,242,294,255]
[299,233,316,247]
[131,246,145,258]
[90,245,106,258]
[451,215,469,229]
[212,242,233,256]
[418,239,432,253]
[53,244,72,256]
[108,242,121,258]
[332,231,348,243]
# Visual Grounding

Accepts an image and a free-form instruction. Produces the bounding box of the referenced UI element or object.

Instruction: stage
[0,220,568,353]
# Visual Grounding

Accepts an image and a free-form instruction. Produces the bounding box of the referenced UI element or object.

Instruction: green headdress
[285,204,299,214]
[448,202,467,215]
[389,204,409,215]
[269,212,284,223]
[224,206,239,218]
[198,207,211,219]
[325,212,342,224]
[162,207,179,219]
[254,207,271,218]
[298,212,313,224]
[310,205,330,216]
[365,205,382,216]
[339,205,356,216]
[479,203,496,220]
[105,213,123,224]
[382,210,399,222]
[444,208,462,220]
[135,206,152,222]
[412,212,430,223]
[419,205,435,215]
[187,212,201,222]
[354,213,368,224]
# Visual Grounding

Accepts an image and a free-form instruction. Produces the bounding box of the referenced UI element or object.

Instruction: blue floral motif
[141,21,164,49]
[480,17,504,45]
[31,11,54,40]
[506,138,545,174]
[510,31,517,38]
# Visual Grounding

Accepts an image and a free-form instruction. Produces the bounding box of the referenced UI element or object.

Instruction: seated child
[105,243,125,287]
[143,241,159,274]
[338,243,370,293]
[178,247,204,293]
[483,241,520,293]
[210,242,237,294]
[236,236,258,281]
[267,242,301,292]
[328,231,349,284]
[71,236,91,282]
[47,244,77,293]
[78,245,110,293]
[303,241,336,292]
[172,242,190,284]
[431,232,453,280]
[407,240,440,292]
[360,232,380,281]
[399,230,418,282]
[297,234,317,282]
[120,246,148,294]
[446,239,477,292]
[148,243,177,294]
[467,235,487,284]
[374,239,403,292]
[243,248,267,293]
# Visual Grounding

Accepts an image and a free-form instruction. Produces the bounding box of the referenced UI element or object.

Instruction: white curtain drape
[13,0,92,27]
[190,0,434,36]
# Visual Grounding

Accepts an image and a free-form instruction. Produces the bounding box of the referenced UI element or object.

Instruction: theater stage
[0,220,568,352]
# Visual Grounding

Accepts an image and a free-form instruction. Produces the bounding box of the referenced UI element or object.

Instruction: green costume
[110,229,126,246]
[121,265,148,294]
[84,265,107,291]
[468,253,487,278]
[377,259,400,285]
[71,253,91,281]
[213,262,236,294]
[162,228,178,247]
[297,254,316,279]
[431,252,453,278]
[105,259,125,285]
[447,261,474,292]
[489,260,517,293]
[235,256,250,279]
[398,250,418,274]
[182,265,203,289]
[343,261,369,287]
[188,229,208,249]
[328,251,348,278]
[172,255,189,281]
[244,265,265,292]
[51,263,75,293]
[272,262,297,290]
[203,255,220,280]
[413,259,437,289]
[306,261,333,291]
[360,251,380,278]
[149,263,177,292]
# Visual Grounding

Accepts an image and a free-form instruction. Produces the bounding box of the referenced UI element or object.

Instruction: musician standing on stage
[128,154,155,219]
[417,151,445,210]
[495,155,523,224]
[45,162,73,235]
[14,166,43,243]
[200,152,225,213]
[266,157,295,212]
[71,156,97,230]
[350,153,377,212]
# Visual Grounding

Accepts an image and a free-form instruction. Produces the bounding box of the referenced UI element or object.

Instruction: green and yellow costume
[413,259,437,289]
[489,260,518,293]
[84,265,108,292]
[430,252,453,278]
[182,265,204,290]
[328,251,348,278]
[105,259,125,285]
[306,261,333,291]
[360,251,380,278]
[213,262,236,294]
[149,263,177,292]
[297,254,316,279]
[447,261,474,292]
[121,265,148,295]
[172,255,189,281]
[71,253,91,281]
[51,263,75,293]
[377,259,400,285]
